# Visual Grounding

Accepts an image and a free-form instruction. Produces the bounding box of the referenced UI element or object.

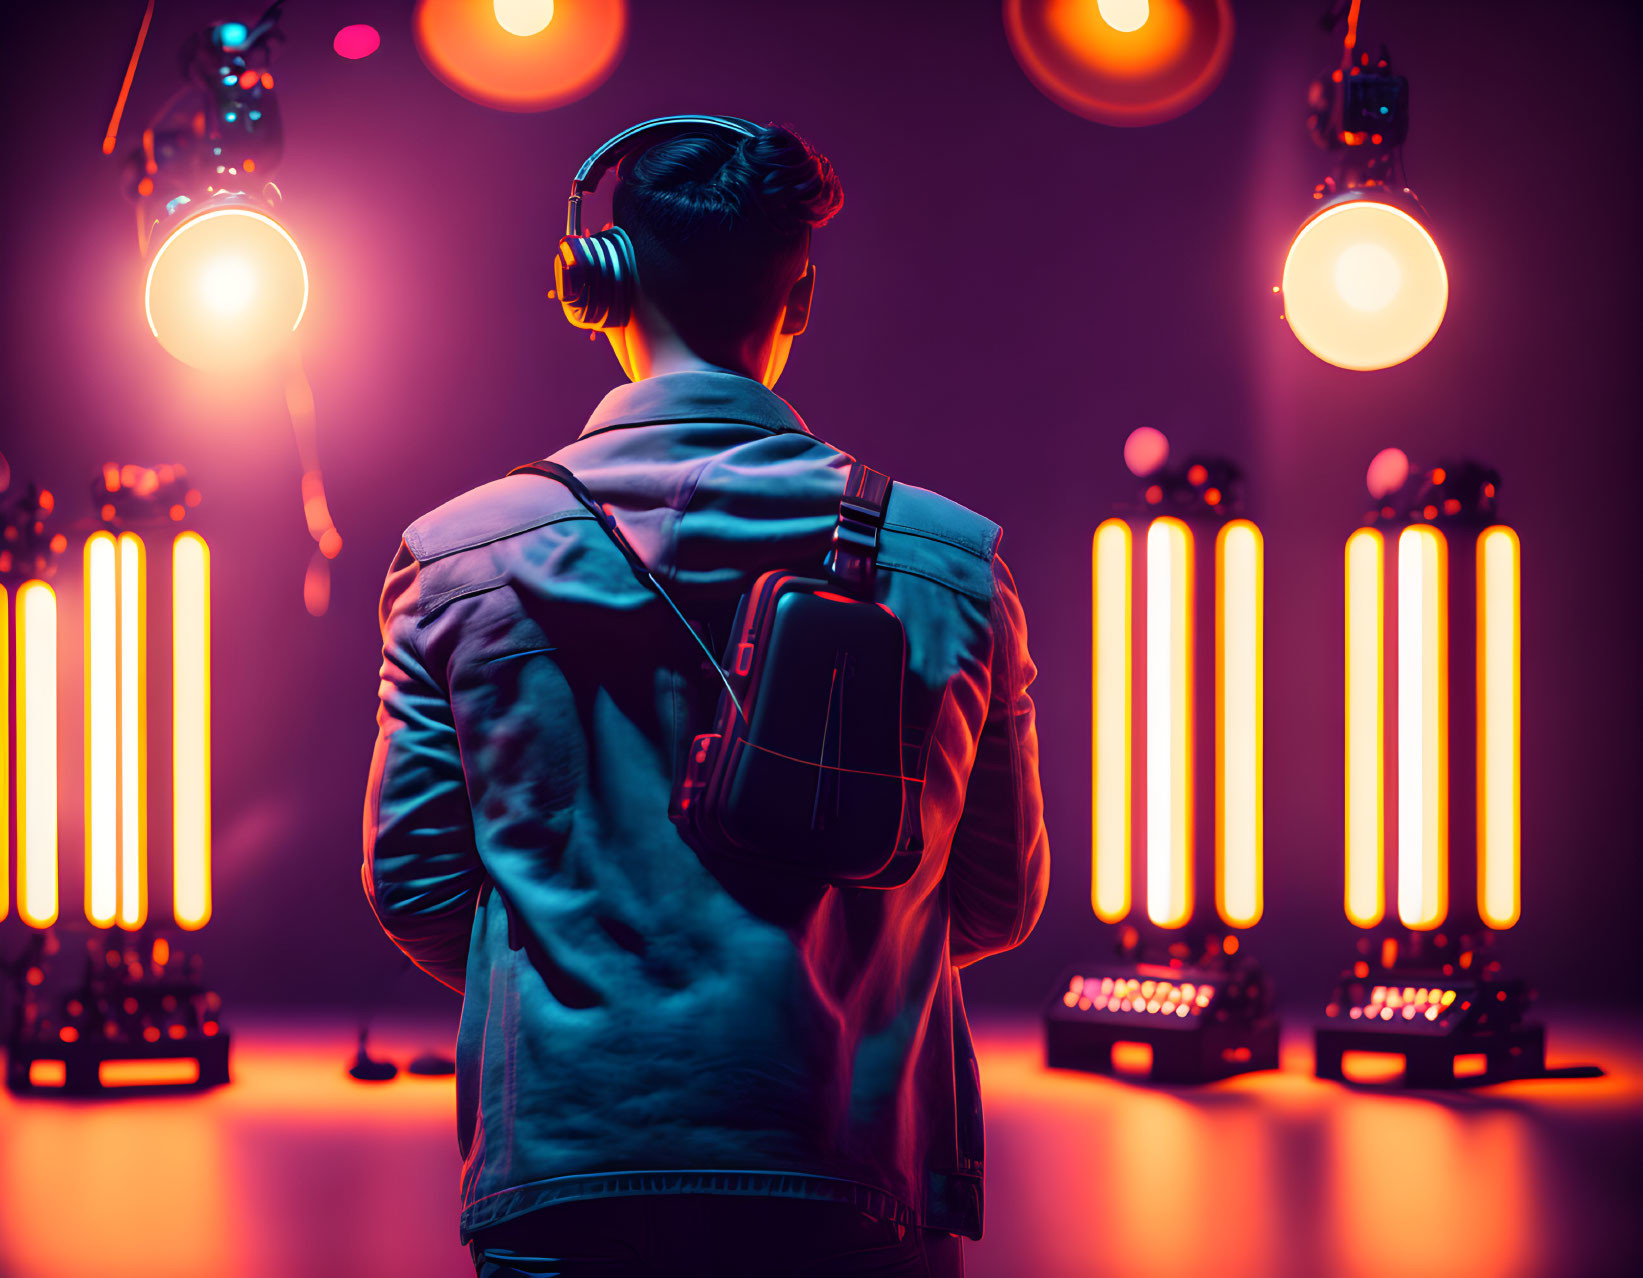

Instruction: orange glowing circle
[414,0,627,113]
[145,204,309,371]
[1004,0,1234,127]
[1282,196,1448,371]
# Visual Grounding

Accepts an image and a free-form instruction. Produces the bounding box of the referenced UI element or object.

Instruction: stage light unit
[1315,458,1574,1087]
[117,11,305,372]
[4,484,227,1097]
[1279,2,1447,371]
[1049,435,1276,1084]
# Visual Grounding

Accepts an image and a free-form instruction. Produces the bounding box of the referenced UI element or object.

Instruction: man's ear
[779,265,816,337]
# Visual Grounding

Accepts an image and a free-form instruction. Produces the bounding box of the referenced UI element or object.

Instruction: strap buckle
[826,463,892,591]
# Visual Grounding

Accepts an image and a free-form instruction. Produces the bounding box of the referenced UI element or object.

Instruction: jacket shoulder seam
[404,507,594,564]
[880,520,1001,562]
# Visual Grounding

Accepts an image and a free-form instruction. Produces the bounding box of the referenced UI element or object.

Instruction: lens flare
[145,205,308,371]
[1365,447,1409,499]
[494,0,555,37]
[416,0,626,113]
[1123,426,1169,477]
[333,24,382,59]
[1283,197,1447,371]
[1005,0,1234,128]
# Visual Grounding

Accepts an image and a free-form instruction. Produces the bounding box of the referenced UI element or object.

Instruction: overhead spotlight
[143,193,308,372]
[1004,0,1235,128]
[415,0,627,113]
[117,8,306,371]
[1280,1,1446,371]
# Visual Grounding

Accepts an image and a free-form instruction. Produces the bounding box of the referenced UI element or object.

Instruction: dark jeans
[469,1196,965,1278]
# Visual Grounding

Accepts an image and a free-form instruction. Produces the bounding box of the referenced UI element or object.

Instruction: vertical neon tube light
[1146,517,1193,929]
[1397,526,1448,930]
[118,534,148,930]
[1215,520,1263,928]
[1,583,8,922]
[17,581,59,928]
[85,533,120,927]
[1344,529,1385,928]
[1092,519,1132,922]
[1477,526,1520,929]
[173,532,212,929]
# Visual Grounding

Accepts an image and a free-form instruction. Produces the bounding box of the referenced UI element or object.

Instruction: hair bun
[723,124,844,234]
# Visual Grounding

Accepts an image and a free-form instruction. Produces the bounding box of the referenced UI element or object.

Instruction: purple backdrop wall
[3,0,1639,1017]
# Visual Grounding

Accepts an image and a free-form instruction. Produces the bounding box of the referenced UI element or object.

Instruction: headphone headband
[565,114,759,237]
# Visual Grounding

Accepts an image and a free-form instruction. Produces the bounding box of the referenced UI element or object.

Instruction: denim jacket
[363,371,1049,1241]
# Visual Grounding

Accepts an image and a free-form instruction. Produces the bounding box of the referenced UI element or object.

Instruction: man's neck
[639,344,748,380]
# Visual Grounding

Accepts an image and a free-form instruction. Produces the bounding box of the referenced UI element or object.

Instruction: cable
[1342,0,1362,70]
[103,0,156,155]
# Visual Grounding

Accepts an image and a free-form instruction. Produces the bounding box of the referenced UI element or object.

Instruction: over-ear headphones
[555,115,759,332]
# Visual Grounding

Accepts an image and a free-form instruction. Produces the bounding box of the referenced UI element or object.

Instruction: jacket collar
[580,370,813,439]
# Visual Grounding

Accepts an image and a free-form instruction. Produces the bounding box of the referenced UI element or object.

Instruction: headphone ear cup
[555,227,636,331]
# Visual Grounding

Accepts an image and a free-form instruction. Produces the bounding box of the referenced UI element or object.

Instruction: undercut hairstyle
[612,122,843,349]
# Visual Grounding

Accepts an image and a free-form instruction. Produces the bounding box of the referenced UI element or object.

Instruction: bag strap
[826,462,892,591]
[509,456,746,721]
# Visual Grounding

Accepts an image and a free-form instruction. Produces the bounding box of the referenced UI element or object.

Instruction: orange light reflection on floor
[1327,1088,1539,1278]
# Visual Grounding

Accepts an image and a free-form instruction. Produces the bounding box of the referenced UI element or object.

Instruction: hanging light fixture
[1280,0,1447,371]
[117,7,306,372]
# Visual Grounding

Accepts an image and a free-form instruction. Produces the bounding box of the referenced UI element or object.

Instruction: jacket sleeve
[361,540,484,993]
[947,555,1050,968]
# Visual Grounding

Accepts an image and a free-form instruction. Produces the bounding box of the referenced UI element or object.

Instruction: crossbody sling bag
[509,457,924,888]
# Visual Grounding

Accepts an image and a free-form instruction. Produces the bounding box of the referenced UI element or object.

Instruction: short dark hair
[613,123,843,349]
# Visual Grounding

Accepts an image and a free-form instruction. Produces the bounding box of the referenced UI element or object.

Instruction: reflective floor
[1,1013,1638,1278]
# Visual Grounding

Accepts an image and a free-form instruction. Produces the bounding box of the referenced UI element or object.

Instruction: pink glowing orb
[1124,426,1170,477]
[334,24,382,60]
[1366,447,1410,498]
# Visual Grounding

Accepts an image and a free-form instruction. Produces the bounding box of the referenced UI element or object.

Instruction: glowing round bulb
[199,258,257,315]
[1097,0,1150,33]
[1334,243,1402,312]
[1282,198,1447,371]
[145,206,308,371]
[494,0,555,37]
